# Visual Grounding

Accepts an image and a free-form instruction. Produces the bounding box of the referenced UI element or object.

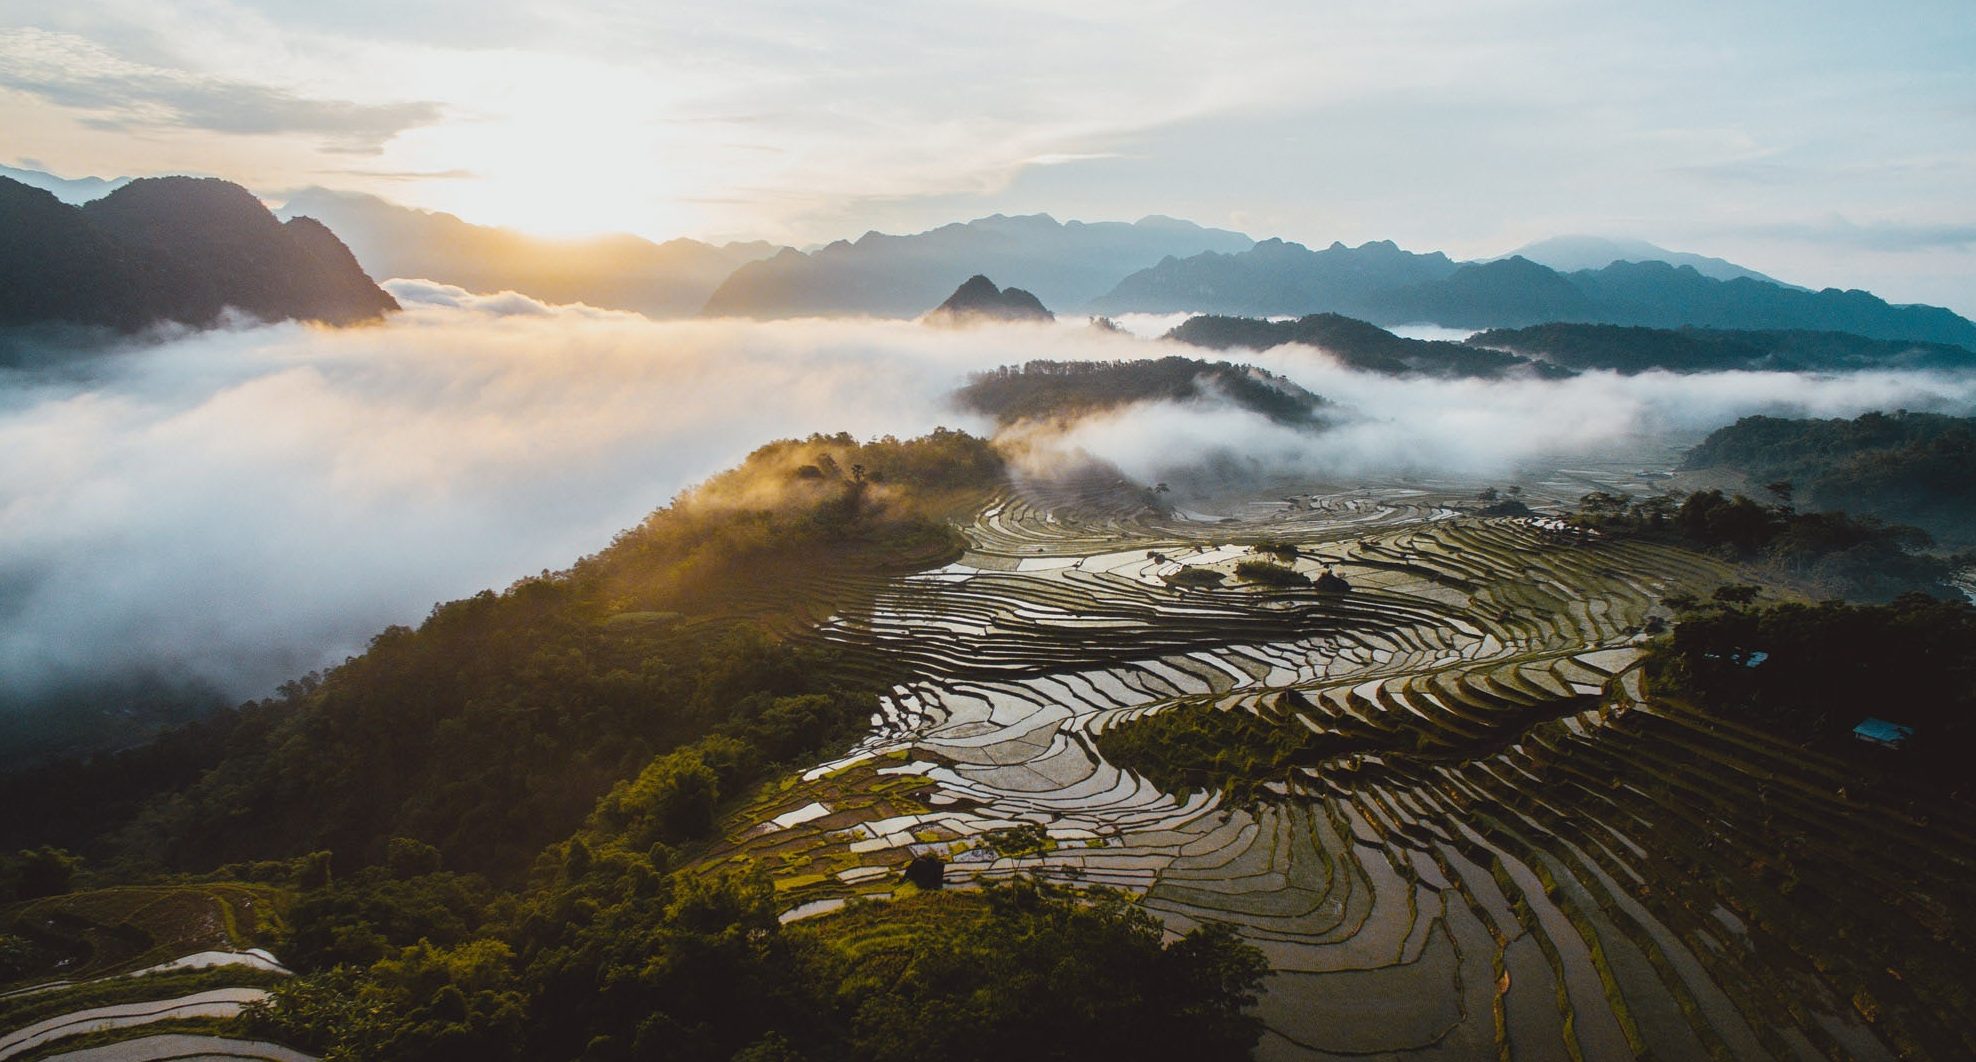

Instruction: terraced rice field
[1,887,303,1061]
[712,471,1976,1060]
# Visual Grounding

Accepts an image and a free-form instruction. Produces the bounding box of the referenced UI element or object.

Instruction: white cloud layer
[2,305,1973,710]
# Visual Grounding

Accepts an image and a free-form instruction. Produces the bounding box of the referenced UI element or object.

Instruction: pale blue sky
[2,0,1972,310]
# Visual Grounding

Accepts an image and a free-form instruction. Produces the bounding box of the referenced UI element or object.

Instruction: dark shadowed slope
[702,213,1252,319]
[1090,237,1460,318]
[278,188,782,317]
[0,176,396,333]
[1683,412,1976,548]
[924,275,1054,324]
[1166,313,1553,379]
[1469,322,1976,374]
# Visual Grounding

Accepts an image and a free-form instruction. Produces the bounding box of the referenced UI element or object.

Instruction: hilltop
[924,275,1055,324]
[0,176,395,334]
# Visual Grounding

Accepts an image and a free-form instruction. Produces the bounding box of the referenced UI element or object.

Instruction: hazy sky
[3,0,1972,311]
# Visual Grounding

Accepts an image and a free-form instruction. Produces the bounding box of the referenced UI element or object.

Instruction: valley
[682,464,1973,1060]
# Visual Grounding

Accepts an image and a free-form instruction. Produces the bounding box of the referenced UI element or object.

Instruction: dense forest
[1573,487,1965,601]
[1467,323,1976,374]
[4,430,1003,878]
[1165,313,1553,379]
[1648,593,1976,795]
[1682,412,1976,547]
[0,428,1281,1060]
[954,356,1324,426]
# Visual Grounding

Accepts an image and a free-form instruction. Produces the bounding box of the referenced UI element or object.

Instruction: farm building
[1852,717,1916,749]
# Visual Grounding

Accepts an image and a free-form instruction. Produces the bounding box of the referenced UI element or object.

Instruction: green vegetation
[1,882,286,988]
[0,965,285,1032]
[1468,323,1976,375]
[241,871,1267,1062]
[1233,559,1310,587]
[1647,593,1976,793]
[0,428,1279,1061]
[1162,566,1227,588]
[1,430,1002,882]
[1166,313,1555,379]
[7,1017,246,1062]
[1574,487,1963,600]
[1683,412,1976,547]
[1096,698,1353,802]
[955,356,1324,426]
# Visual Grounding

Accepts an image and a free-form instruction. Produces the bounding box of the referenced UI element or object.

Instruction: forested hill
[1,430,1005,879]
[1166,313,1552,379]
[955,356,1325,426]
[1682,412,1976,548]
[1469,322,1976,374]
[0,428,1276,1061]
[0,176,396,333]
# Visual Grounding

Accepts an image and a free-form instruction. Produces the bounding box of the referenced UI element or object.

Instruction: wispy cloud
[0,29,439,154]
[1735,215,1976,252]
[321,167,479,182]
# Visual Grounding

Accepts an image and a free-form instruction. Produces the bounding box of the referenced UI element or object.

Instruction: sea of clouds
[4,283,1973,716]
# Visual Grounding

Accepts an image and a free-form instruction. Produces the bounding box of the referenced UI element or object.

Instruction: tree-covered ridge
[1647,594,1976,796]
[242,868,1267,1062]
[1682,412,1976,548]
[1468,322,1976,374]
[3,430,1005,881]
[1573,487,1964,601]
[954,356,1325,425]
[1165,313,1554,379]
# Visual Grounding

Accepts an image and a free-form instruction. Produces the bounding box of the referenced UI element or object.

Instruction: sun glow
[335,51,740,239]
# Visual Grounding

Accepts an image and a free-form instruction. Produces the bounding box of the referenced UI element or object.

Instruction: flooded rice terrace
[702,458,1967,1060]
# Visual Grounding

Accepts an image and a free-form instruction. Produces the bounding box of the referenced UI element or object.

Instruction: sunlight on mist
[3,290,1973,706]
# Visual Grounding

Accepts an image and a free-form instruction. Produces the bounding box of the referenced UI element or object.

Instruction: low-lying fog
[5,283,1974,718]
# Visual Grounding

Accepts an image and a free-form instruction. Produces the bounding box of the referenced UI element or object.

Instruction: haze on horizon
[3,0,1973,314]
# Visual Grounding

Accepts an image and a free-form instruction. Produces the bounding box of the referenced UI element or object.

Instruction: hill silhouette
[1167,313,1553,379]
[1090,238,1459,318]
[1096,241,1976,346]
[0,176,395,333]
[924,275,1054,324]
[1495,235,1787,285]
[1470,322,1976,374]
[278,188,781,317]
[703,213,1251,318]
[956,356,1325,426]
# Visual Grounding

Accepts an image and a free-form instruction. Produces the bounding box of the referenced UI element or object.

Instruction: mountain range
[5,163,1974,347]
[1469,323,1976,374]
[1494,235,1789,285]
[0,175,395,335]
[1097,240,1976,347]
[703,213,1254,318]
[0,163,132,205]
[276,188,782,318]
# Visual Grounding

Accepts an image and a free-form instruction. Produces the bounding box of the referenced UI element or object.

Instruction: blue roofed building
[1852,718,1916,749]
